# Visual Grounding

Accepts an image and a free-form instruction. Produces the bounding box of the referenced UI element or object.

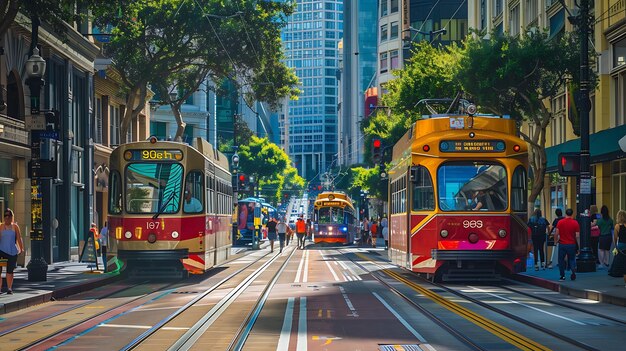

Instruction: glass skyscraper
[281,0,344,181]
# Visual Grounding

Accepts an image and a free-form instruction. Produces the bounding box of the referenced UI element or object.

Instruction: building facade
[281,0,344,181]
[1,13,98,264]
[338,0,378,167]
[468,0,626,219]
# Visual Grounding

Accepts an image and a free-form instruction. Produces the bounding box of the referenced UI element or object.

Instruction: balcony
[0,114,29,146]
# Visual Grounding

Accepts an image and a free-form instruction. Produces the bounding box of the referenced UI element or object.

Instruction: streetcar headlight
[498,229,507,238]
[440,229,449,238]
[327,226,333,232]
[172,231,179,239]
[341,226,348,232]
[319,231,323,235]
[124,231,132,239]
[134,227,142,239]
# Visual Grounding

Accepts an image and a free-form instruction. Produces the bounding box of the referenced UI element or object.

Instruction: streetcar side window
[412,166,434,211]
[511,166,527,212]
[184,171,204,214]
[109,170,122,214]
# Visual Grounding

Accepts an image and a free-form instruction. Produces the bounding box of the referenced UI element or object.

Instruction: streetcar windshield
[317,207,346,224]
[125,163,184,214]
[437,162,508,212]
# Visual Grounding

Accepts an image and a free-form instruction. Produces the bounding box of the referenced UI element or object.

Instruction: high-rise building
[281,0,344,181]
[339,0,378,166]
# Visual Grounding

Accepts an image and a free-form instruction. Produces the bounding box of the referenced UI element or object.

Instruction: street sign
[619,134,626,152]
[25,115,46,131]
[580,178,592,195]
[28,160,57,179]
[32,130,59,140]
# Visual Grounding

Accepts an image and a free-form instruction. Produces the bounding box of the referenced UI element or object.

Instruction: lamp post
[573,0,595,273]
[25,46,48,281]
[231,149,239,244]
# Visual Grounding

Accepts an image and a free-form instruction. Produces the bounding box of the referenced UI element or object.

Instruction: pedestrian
[361,217,369,247]
[590,205,601,265]
[90,223,100,255]
[100,221,109,272]
[611,210,626,287]
[276,217,288,253]
[358,219,364,245]
[295,217,307,249]
[380,214,389,249]
[0,208,25,294]
[547,208,564,269]
[370,220,378,248]
[306,218,313,242]
[266,217,277,253]
[528,209,549,270]
[555,208,580,281]
[597,205,614,268]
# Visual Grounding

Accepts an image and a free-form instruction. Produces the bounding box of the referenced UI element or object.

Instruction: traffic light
[238,173,248,190]
[558,152,580,176]
[372,138,382,164]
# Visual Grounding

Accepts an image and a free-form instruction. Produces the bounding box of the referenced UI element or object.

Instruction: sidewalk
[511,264,626,307]
[0,261,118,314]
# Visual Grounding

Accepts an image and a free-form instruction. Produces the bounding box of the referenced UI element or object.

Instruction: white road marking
[297,297,308,351]
[337,258,362,281]
[303,250,309,283]
[467,285,587,325]
[295,250,305,283]
[321,252,340,281]
[99,324,189,331]
[338,286,359,317]
[372,292,434,350]
[276,297,295,351]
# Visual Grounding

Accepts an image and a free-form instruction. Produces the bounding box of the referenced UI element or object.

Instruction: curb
[511,273,626,307]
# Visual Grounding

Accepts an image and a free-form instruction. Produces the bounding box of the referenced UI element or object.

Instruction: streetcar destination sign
[322,201,342,207]
[439,140,506,153]
[124,149,184,161]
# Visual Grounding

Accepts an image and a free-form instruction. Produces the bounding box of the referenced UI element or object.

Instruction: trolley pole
[575,0,595,273]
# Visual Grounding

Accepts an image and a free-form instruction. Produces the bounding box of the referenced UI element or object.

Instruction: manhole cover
[379,345,424,351]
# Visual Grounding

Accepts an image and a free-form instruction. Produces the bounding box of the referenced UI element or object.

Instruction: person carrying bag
[609,210,626,287]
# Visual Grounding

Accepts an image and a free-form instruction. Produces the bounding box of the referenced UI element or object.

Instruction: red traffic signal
[372,138,382,164]
[238,173,248,189]
[558,152,580,176]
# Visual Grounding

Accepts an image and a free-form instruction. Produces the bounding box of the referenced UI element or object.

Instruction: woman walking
[613,210,626,287]
[528,209,549,270]
[597,205,614,268]
[0,208,25,294]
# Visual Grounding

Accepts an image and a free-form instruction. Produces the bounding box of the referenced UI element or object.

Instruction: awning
[545,124,626,172]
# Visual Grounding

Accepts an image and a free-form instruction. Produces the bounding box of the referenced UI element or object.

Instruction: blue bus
[235,197,278,244]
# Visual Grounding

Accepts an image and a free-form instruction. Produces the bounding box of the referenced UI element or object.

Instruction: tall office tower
[281,0,344,181]
[339,0,378,167]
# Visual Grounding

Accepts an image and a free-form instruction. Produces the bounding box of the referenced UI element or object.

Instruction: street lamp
[570,0,595,273]
[25,46,48,281]
[25,47,46,115]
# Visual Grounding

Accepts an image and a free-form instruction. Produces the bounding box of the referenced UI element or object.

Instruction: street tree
[91,0,299,141]
[457,30,591,208]
[237,136,304,203]
[362,41,460,164]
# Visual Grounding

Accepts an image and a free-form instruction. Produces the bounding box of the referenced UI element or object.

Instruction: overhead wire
[431,0,467,44]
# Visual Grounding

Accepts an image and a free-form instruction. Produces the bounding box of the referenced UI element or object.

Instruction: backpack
[530,217,548,237]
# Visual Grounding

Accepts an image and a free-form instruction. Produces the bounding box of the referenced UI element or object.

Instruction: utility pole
[575,0,595,273]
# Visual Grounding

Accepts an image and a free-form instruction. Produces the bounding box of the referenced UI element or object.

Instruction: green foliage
[90,0,300,139]
[362,41,461,164]
[458,29,591,123]
[333,166,386,201]
[237,136,304,203]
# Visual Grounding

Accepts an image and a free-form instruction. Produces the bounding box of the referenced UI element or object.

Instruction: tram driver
[183,184,202,213]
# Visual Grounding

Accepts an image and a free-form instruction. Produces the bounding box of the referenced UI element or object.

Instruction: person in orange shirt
[295,217,307,249]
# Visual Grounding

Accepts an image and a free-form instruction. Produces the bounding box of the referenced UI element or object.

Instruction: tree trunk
[527,118,549,215]
[171,103,186,142]
[120,84,148,143]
